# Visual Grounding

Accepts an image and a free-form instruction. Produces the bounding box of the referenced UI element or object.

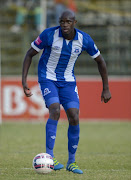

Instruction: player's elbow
[94,54,104,63]
[26,47,38,58]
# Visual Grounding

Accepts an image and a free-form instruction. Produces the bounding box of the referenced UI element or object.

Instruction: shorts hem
[63,101,79,111]
[46,97,60,108]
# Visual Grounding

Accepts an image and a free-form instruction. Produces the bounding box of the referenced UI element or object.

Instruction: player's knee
[49,103,60,120]
[49,108,60,120]
[70,114,79,125]
[67,109,79,125]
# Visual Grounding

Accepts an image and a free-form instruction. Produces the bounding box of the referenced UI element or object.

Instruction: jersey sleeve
[83,34,100,59]
[31,29,48,52]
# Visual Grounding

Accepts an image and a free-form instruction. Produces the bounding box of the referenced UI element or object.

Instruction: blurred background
[0,0,131,76]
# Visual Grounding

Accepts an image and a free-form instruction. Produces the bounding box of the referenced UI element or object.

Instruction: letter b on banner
[3,86,27,115]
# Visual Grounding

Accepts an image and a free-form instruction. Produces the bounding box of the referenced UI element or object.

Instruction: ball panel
[32,153,54,174]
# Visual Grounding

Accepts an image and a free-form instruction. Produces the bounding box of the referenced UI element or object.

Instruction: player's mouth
[62,29,69,33]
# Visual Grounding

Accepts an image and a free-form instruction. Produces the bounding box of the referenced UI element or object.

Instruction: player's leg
[66,108,83,174]
[46,103,64,170]
[46,103,60,157]
[66,107,80,164]
[39,80,64,170]
[60,82,83,174]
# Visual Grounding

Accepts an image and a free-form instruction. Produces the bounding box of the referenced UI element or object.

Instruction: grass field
[0,121,131,180]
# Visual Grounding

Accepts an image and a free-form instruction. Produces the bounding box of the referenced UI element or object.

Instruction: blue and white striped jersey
[31,26,100,82]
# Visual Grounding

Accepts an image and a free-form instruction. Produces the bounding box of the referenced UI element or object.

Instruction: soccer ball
[32,153,54,174]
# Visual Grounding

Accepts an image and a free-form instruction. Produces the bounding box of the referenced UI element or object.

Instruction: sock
[67,124,80,165]
[46,118,58,157]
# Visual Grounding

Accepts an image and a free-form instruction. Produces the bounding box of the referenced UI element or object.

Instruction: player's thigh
[59,82,80,111]
[39,80,60,108]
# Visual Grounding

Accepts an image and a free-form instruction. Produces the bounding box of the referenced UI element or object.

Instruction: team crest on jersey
[43,88,51,96]
[74,48,80,53]
[35,36,42,45]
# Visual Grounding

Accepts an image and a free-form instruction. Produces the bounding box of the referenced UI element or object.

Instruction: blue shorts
[39,79,79,111]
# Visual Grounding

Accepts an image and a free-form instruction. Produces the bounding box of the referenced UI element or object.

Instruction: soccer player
[22,10,111,174]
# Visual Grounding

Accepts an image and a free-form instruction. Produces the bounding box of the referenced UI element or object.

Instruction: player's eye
[60,20,64,24]
[60,20,72,24]
[67,20,72,24]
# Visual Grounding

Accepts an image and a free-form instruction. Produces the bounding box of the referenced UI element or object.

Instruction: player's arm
[94,54,111,103]
[22,47,38,97]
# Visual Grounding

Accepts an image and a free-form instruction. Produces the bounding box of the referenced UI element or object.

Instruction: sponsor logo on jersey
[43,88,51,96]
[35,36,42,45]
[53,46,60,50]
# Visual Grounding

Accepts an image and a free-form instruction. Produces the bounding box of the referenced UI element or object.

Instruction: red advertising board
[1,76,131,121]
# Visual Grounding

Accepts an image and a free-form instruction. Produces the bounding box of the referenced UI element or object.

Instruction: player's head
[59,10,77,35]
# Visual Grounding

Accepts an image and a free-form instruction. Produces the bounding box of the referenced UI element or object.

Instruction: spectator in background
[10,0,42,33]
[10,0,78,31]
[54,0,77,25]
[67,0,77,12]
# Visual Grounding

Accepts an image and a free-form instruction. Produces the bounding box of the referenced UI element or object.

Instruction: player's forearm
[96,57,109,91]
[22,53,32,86]
[22,48,38,86]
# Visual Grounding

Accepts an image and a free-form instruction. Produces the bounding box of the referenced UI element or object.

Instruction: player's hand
[23,84,33,97]
[101,89,111,103]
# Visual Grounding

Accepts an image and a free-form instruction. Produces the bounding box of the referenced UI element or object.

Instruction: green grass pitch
[0,121,131,180]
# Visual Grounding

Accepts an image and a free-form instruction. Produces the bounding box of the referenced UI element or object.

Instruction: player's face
[59,16,76,36]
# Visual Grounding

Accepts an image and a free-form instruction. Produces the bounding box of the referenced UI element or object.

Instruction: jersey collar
[59,27,78,40]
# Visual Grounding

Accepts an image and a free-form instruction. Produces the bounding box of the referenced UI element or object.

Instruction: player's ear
[74,20,77,25]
